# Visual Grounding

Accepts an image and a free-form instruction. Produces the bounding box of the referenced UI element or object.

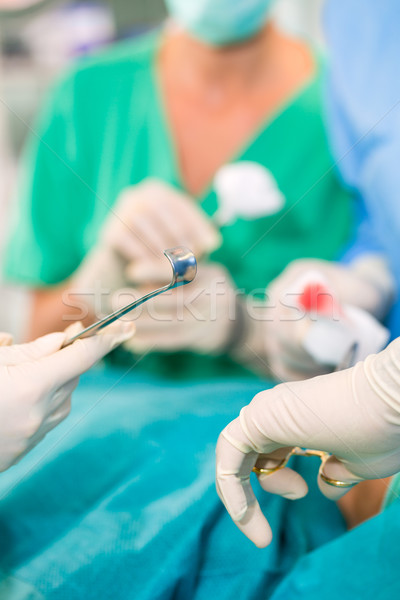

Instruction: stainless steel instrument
[62,246,197,348]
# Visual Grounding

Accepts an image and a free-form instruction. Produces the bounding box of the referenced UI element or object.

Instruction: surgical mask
[165,0,276,46]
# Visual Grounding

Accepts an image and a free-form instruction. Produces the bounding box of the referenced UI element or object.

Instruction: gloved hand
[216,337,400,548]
[122,263,241,355]
[268,255,395,320]
[0,322,134,472]
[258,255,395,381]
[72,178,221,317]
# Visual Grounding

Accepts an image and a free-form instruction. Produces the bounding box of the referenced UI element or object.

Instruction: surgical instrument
[252,343,359,488]
[62,246,197,348]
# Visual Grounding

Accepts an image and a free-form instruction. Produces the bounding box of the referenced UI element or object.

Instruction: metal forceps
[62,246,197,348]
[252,343,359,488]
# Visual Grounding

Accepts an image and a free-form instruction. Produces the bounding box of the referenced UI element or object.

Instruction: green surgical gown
[4,31,355,378]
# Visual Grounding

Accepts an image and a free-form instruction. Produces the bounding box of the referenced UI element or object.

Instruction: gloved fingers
[121,288,207,326]
[278,332,322,368]
[257,466,308,499]
[112,288,182,330]
[0,332,13,347]
[265,345,330,381]
[128,288,180,315]
[111,226,159,263]
[63,321,84,338]
[41,375,80,416]
[265,355,309,383]
[128,305,210,351]
[216,432,258,519]
[255,452,309,499]
[128,215,171,258]
[112,285,171,313]
[110,178,219,260]
[264,314,319,381]
[39,396,73,435]
[124,226,220,287]
[0,332,66,366]
[18,377,78,442]
[283,358,330,379]
[220,486,273,548]
[125,257,174,285]
[149,198,198,248]
[216,435,272,547]
[317,455,364,500]
[1,447,31,471]
[155,202,194,250]
[97,320,136,340]
[110,287,141,316]
[126,198,201,263]
[262,336,299,382]
[131,310,188,335]
[32,322,135,387]
[125,326,192,353]
[163,195,220,255]
[133,316,179,336]
[268,260,328,296]
[351,255,395,319]
[192,218,221,256]
[9,434,47,469]
[275,350,331,379]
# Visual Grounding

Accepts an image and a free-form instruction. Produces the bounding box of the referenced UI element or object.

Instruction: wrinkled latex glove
[121,263,240,355]
[0,321,134,472]
[216,337,400,548]
[258,255,395,381]
[72,179,221,317]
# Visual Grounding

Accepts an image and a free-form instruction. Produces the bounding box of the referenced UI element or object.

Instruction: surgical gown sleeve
[3,72,96,285]
[324,0,400,288]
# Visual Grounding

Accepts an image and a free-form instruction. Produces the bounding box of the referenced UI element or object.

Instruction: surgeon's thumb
[317,456,363,500]
[0,331,66,366]
[37,322,135,386]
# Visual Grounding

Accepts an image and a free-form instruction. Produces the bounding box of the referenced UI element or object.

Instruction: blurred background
[0,0,323,339]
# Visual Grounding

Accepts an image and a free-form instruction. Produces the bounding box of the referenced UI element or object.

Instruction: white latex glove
[259,255,395,381]
[216,337,400,548]
[0,322,134,472]
[72,178,221,317]
[268,255,395,320]
[121,263,240,355]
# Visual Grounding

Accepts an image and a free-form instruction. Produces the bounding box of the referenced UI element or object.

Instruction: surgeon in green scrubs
[4,0,357,379]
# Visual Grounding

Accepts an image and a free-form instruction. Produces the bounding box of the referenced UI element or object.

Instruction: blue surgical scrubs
[324,0,400,335]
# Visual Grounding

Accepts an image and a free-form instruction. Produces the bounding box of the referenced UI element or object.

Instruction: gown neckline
[148,31,320,202]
